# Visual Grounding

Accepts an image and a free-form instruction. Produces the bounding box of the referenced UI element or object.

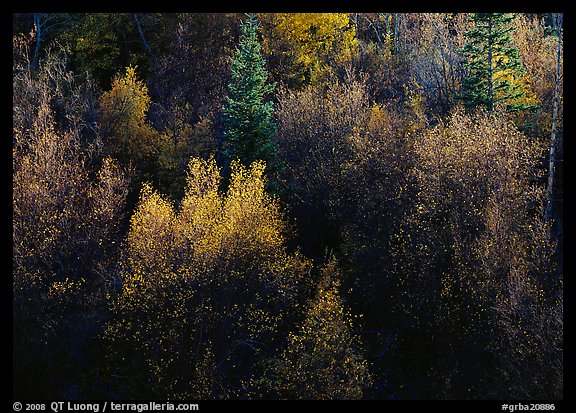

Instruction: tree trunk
[545,13,563,223]
[32,14,43,71]
[384,13,390,39]
[134,14,158,67]
[393,13,399,55]
[487,18,493,112]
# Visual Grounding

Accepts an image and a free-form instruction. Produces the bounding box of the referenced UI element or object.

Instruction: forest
[13,12,563,400]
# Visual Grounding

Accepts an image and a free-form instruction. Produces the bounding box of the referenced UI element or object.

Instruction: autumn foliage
[13,13,562,400]
[261,13,358,87]
[105,157,312,398]
[258,261,372,399]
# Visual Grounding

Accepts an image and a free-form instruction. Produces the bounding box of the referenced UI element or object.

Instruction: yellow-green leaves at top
[223,160,284,260]
[261,13,358,87]
[124,156,305,291]
[127,182,177,277]
[99,66,161,166]
[100,66,151,126]
[110,157,311,398]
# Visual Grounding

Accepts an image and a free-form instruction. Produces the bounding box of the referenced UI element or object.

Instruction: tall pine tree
[460,13,537,113]
[222,14,278,176]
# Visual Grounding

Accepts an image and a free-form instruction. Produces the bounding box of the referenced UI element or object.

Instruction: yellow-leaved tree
[260,13,358,87]
[13,43,130,398]
[105,157,311,399]
[256,260,372,399]
[99,66,163,174]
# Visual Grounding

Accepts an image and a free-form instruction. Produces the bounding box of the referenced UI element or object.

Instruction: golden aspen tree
[258,261,371,399]
[261,13,358,87]
[99,66,163,172]
[106,157,311,398]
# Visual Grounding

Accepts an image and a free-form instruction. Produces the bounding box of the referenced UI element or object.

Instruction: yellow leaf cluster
[264,261,371,399]
[121,156,308,301]
[99,66,160,162]
[123,65,150,116]
[262,13,358,85]
[48,277,85,302]
[108,156,312,398]
[100,66,151,125]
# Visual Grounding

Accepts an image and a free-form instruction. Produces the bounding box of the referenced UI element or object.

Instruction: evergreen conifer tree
[222,14,278,176]
[460,13,538,113]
